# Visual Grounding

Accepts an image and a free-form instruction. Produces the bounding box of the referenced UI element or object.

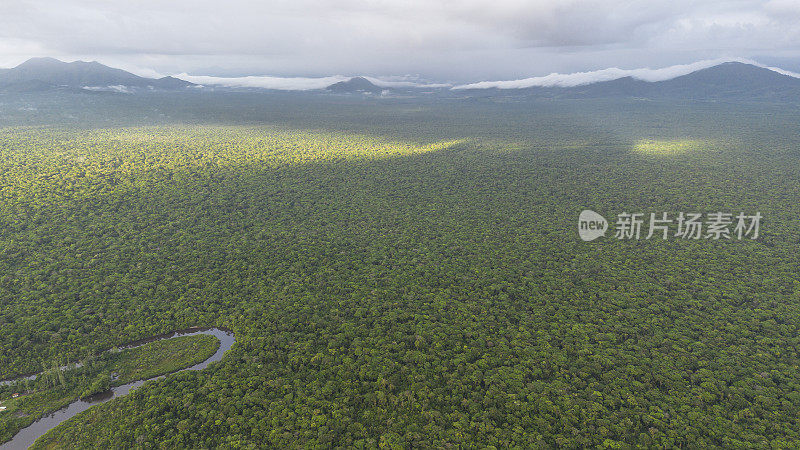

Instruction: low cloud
[175,73,451,90]
[175,74,350,90]
[82,85,133,93]
[362,77,452,89]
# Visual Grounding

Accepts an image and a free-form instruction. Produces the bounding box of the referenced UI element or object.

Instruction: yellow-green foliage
[632,138,710,156]
[0,126,466,212]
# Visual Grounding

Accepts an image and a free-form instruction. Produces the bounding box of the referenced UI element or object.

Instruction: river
[0,327,236,450]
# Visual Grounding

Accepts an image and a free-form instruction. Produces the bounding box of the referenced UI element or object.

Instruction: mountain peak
[671,61,798,84]
[1,57,194,92]
[454,61,800,101]
[327,76,383,94]
[650,61,800,100]
[562,62,800,100]
[15,57,66,68]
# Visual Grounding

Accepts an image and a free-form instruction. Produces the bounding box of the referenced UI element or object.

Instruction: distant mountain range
[0,57,194,92]
[2,58,800,102]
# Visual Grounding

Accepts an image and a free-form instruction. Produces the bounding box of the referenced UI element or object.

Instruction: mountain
[460,62,800,102]
[0,57,194,92]
[652,62,800,100]
[326,77,384,94]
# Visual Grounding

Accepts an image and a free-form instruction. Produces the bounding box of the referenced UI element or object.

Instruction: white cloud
[452,57,800,89]
[362,77,451,89]
[82,85,132,93]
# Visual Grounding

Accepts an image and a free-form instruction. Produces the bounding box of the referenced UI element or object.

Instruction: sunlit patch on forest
[632,138,710,156]
[0,126,469,210]
[95,126,467,167]
[0,126,467,177]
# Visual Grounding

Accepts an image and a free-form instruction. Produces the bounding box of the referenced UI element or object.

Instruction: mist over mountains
[2,57,800,102]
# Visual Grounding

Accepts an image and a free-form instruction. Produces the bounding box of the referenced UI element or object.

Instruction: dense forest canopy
[0,94,799,447]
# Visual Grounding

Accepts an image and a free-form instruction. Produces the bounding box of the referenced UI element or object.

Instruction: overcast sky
[2,0,800,82]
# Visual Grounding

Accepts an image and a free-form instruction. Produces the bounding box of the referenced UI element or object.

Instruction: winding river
[0,327,236,450]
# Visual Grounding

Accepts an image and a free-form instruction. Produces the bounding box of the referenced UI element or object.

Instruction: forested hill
[0,57,193,92]
[457,62,800,101]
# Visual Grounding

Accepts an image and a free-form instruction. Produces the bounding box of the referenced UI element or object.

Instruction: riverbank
[0,328,235,449]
